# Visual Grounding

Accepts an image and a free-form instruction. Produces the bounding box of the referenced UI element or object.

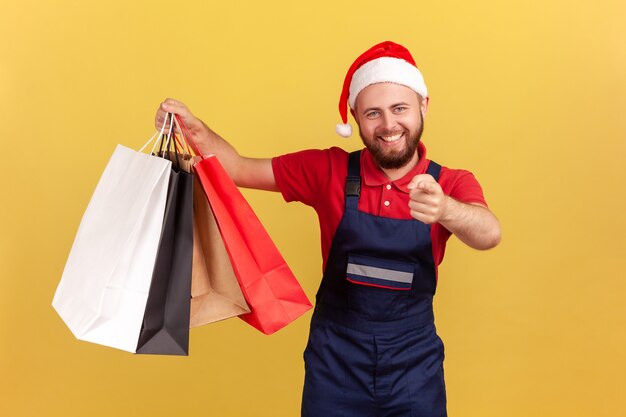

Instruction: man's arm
[407,174,501,250]
[158,99,278,191]
[438,199,501,250]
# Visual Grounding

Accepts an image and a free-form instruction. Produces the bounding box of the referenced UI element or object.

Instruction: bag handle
[139,112,173,154]
[139,112,201,166]
[174,115,205,161]
[158,113,185,170]
[171,117,193,157]
[137,113,191,169]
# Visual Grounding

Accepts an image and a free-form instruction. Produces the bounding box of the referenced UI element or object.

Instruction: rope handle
[139,111,172,153]
[174,114,205,160]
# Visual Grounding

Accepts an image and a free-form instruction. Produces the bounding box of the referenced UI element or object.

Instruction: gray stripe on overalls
[347,264,413,283]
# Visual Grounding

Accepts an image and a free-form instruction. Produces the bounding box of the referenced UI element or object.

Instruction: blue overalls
[301,151,447,417]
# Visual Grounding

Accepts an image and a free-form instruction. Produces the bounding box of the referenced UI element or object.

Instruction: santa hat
[336,41,428,138]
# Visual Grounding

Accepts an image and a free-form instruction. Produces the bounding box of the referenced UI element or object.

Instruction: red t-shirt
[271,142,488,277]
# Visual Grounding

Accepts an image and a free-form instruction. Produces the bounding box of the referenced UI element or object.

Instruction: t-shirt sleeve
[441,168,488,207]
[271,148,334,207]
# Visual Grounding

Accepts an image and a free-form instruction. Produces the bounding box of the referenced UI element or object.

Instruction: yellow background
[1,0,625,416]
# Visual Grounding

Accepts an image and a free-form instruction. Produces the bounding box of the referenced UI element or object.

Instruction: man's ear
[420,95,430,118]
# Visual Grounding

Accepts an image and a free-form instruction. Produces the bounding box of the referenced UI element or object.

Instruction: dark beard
[360,118,424,170]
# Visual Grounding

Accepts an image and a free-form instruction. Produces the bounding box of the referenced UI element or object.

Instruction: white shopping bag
[53,143,172,352]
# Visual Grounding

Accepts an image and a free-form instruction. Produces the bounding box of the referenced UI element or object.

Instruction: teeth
[381,133,402,142]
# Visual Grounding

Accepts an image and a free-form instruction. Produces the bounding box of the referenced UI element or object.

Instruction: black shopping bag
[136,134,194,356]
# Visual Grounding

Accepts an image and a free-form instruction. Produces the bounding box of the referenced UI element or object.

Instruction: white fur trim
[336,123,353,137]
[348,57,427,109]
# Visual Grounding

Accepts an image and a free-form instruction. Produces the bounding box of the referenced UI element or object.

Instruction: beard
[359,115,424,170]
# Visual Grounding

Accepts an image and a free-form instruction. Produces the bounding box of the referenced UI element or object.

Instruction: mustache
[376,129,405,136]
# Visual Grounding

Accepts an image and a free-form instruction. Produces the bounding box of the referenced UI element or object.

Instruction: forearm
[439,197,501,250]
[188,121,277,191]
[188,120,240,176]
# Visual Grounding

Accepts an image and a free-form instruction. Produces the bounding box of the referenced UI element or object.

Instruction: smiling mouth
[378,132,404,143]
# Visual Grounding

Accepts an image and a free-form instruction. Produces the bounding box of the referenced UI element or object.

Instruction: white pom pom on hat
[335,123,353,138]
[336,41,428,138]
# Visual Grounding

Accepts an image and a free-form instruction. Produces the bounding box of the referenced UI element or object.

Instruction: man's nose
[380,112,397,131]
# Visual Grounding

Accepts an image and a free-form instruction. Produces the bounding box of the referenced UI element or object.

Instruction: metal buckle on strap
[345,177,361,197]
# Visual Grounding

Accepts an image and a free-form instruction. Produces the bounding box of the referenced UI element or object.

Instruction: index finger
[416,179,438,194]
[407,174,436,191]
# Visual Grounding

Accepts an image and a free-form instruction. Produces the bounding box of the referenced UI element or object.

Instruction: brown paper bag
[189,169,250,327]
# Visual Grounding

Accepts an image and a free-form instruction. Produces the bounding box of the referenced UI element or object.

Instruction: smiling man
[157,41,501,417]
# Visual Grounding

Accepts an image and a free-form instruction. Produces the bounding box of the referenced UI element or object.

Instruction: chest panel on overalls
[316,151,441,324]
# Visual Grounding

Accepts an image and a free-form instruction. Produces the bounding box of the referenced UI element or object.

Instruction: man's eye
[394,106,406,113]
[366,111,379,118]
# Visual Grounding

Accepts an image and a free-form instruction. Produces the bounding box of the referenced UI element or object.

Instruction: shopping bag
[193,155,312,335]
[190,173,250,327]
[52,144,171,352]
[136,143,194,355]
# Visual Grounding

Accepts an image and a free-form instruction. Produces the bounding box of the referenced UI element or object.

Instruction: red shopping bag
[193,156,312,334]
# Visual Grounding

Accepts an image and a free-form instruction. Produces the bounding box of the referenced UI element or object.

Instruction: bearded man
[157,41,501,417]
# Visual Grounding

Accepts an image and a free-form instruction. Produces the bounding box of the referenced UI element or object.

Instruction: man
[157,41,501,417]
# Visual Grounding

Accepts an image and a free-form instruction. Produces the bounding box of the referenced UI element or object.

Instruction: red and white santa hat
[336,41,428,137]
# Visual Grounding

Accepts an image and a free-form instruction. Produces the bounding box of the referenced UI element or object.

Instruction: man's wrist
[439,196,456,224]
[187,121,212,151]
